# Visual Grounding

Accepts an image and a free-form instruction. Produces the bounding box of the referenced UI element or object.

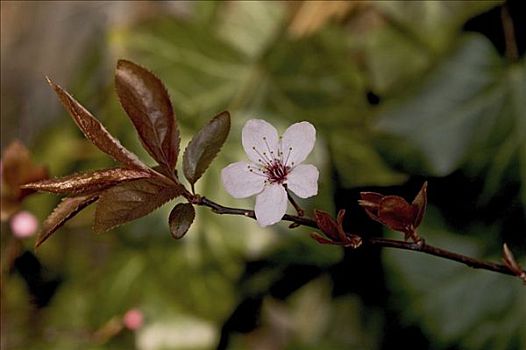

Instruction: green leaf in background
[330,132,407,187]
[217,1,286,60]
[183,111,230,188]
[169,202,195,239]
[383,217,526,350]
[115,59,180,171]
[94,178,182,233]
[374,34,511,176]
[372,1,503,53]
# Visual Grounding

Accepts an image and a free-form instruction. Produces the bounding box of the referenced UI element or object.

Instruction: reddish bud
[314,210,340,241]
[378,196,414,232]
[359,183,428,242]
[312,209,362,248]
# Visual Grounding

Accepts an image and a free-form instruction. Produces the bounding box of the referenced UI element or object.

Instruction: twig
[195,196,523,278]
[284,185,305,217]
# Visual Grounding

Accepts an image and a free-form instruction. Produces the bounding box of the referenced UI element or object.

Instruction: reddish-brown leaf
[310,232,336,245]
[115,60,180,171]
[36,193,99,248]
[94,178,182,233]
[411,181,428,228]
[378,195,414,232]
[358,192,383,222]
[314,210,340,241]
[168,203,195,239]
[22,168,151,196]
[183,111,230,186]
[47,78,150,172]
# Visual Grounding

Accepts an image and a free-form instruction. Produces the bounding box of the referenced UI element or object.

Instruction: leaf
[168,203,195,239]
[36,194,99,248]
[313,209,340,241]
[115,59,180,170]
[330,133,407,188]
[383,225,526,349]
[378,196,414,232]
[183,111,230,186]
[358,192,383,222]
[374,35,505,175]
[22,168,151,196]
[47,78,151,172]
[94,178,182,233]
[411,181,428,228]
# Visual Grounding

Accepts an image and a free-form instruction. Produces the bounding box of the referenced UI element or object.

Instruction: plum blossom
[221,119,319,226]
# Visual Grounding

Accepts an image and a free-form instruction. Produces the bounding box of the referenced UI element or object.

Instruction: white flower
[221,119,319,227]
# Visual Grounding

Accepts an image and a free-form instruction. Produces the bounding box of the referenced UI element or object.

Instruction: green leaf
[168,203,195,239]
[374,35,505,176]
[372,1,502,52]
[94,178,182,233]
[183,111,230,187]
[330,131,407,187]
[22,168,151,196]
[115,59,180,171]
[383,225,526,349]
[36,193,99,248]
[47,78,151,172]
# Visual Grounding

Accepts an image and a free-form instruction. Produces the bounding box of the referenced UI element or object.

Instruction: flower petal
[255,184,287,226]
[280,121,316,166]
[242,119,279,165]
[221,162,265,198]
[286,164,319,198]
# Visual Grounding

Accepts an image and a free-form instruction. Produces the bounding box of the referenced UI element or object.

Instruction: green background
[1,1,524,349]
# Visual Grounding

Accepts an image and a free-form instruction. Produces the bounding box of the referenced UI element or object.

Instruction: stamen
[252,146,272,166]
[263,137,275,159]
[284,147,293,167]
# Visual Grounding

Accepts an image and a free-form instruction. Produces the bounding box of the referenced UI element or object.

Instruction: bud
[359,182,427,242]
[311,209,362,248]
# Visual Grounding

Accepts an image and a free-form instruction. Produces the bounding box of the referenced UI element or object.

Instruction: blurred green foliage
[2,1,524,349]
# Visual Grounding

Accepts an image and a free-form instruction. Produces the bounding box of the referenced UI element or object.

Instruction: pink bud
[123,309,144,330]
[10,211,38,238]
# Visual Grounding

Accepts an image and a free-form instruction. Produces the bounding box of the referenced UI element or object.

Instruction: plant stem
[195,196,524,279]
[284,185,304,217]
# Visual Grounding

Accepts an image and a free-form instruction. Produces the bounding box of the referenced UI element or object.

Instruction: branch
[195,196,523,278]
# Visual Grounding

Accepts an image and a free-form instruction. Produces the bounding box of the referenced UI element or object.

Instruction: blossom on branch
[221,119,319,226]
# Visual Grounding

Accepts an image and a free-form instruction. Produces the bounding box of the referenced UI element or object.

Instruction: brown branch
[195,196,524,278]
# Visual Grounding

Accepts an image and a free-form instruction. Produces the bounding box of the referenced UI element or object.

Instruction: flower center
[264,159,290,184]
[248,137,294,185]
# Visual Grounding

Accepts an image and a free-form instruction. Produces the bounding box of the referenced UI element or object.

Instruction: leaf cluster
[24,60,231,247]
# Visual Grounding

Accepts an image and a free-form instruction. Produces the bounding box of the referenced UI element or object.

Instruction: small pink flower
[10,211,38,238]
[221,119,319,226]
[123,309,144,330]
